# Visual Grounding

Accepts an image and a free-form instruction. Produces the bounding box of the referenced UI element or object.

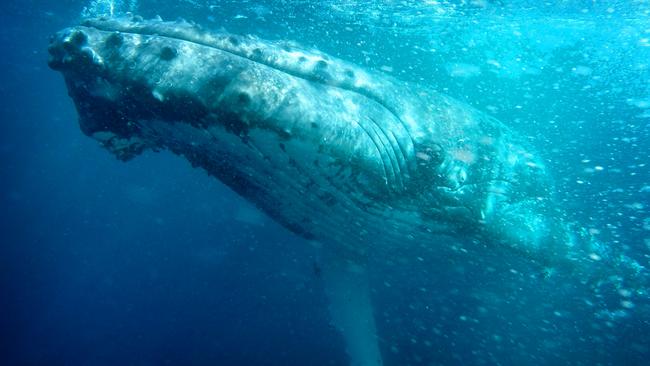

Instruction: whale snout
[48,28,103,72]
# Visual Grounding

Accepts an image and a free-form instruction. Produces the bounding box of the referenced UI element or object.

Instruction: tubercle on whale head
[48,28,104,73]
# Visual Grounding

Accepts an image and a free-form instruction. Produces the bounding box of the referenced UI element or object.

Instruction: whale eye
[457,168,467,184]
[446,166,467,189]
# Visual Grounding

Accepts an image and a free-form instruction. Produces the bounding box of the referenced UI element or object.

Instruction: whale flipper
[323,255,383,366]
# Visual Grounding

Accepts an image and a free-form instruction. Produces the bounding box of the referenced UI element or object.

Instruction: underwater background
[1,1,649,365]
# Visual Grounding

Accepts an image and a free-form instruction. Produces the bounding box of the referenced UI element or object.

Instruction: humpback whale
[48,16,646,366]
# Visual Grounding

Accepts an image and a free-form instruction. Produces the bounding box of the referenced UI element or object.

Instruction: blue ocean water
[1,1,649,365]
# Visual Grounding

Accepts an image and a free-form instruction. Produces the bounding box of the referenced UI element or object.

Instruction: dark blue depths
[1,1,649,365]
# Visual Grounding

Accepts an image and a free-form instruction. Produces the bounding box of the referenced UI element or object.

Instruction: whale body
[48,16,636,366]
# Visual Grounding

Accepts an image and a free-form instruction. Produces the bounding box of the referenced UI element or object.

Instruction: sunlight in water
[81,0,137,17]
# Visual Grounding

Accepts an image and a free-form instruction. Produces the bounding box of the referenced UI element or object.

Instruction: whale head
[47,18,293,161]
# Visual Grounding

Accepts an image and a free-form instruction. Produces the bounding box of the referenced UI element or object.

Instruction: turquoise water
[1,1,649,365]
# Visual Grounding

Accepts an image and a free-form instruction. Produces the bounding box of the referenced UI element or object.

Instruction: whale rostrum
[48,15,646,366]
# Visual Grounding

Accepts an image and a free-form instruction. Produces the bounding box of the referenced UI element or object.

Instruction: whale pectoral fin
[322,255,383,366]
